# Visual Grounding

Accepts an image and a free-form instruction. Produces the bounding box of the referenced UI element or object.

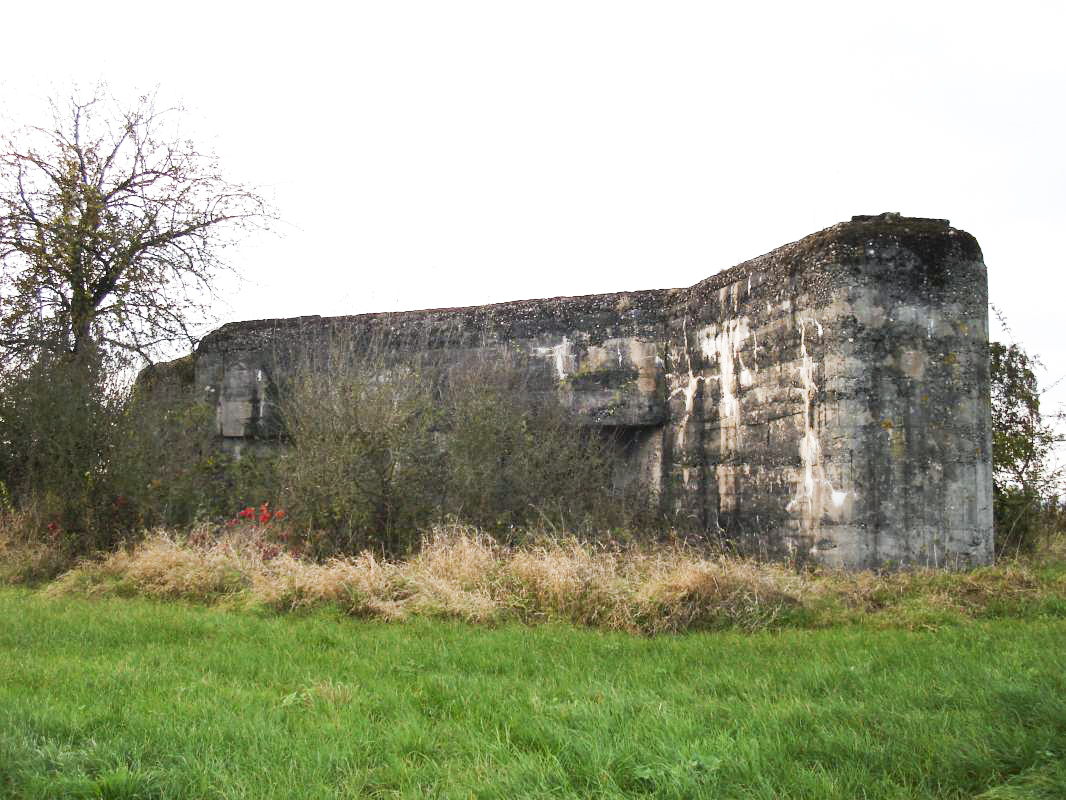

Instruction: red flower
[273,509,286,521]
[47,522,58,532]
[238,507,255,520]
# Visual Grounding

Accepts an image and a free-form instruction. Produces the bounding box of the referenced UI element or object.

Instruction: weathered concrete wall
[155,213,993,568]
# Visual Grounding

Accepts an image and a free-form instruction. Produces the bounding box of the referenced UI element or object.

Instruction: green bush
[108,388,217,526]
[989,340,1064,557]
[278,353,446,557]
[0,349,128,552]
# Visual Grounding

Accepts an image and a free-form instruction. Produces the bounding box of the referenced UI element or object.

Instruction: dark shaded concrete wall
[153,213,993,568]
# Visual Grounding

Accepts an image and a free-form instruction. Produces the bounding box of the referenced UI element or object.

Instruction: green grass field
[1,587,1065,799]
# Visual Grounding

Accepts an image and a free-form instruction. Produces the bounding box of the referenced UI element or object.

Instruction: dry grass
[810,561,1064,614]
[33,522,1066,633]
[635,557,805,633]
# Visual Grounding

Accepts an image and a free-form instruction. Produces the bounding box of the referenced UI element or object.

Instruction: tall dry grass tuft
[404,523,503,622]
[250,550,405,619]
[635,556,805,633]
[506,539,632,627]
[47,530,247,601]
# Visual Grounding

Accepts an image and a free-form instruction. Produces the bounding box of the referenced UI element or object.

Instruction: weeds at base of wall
[36,522,1066,634]
[0,329,669,563]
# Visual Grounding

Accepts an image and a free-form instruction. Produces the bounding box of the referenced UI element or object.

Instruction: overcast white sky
[2,1,1065,405]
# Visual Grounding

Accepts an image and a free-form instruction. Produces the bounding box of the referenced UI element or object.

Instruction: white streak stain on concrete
[669,371,704,452]
[787,318,820,514]
[666,316,758,485]
[787,317,851,525]
[701,319,752,435]
[532,337,573,380]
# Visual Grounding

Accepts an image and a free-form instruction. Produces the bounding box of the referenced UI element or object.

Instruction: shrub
[274,337,662,556]
[989,339,1065,557]
[107,387,219,527]
[439,355,648,537]
[0,348,128,553]
[277,336,446,557]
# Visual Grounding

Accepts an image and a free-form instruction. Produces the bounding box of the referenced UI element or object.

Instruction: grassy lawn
[1,587,1065,799]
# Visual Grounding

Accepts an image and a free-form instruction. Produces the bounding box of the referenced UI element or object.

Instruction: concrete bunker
[152,213,994,569]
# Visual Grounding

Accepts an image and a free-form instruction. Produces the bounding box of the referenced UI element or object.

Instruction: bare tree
[0,85,272,368]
